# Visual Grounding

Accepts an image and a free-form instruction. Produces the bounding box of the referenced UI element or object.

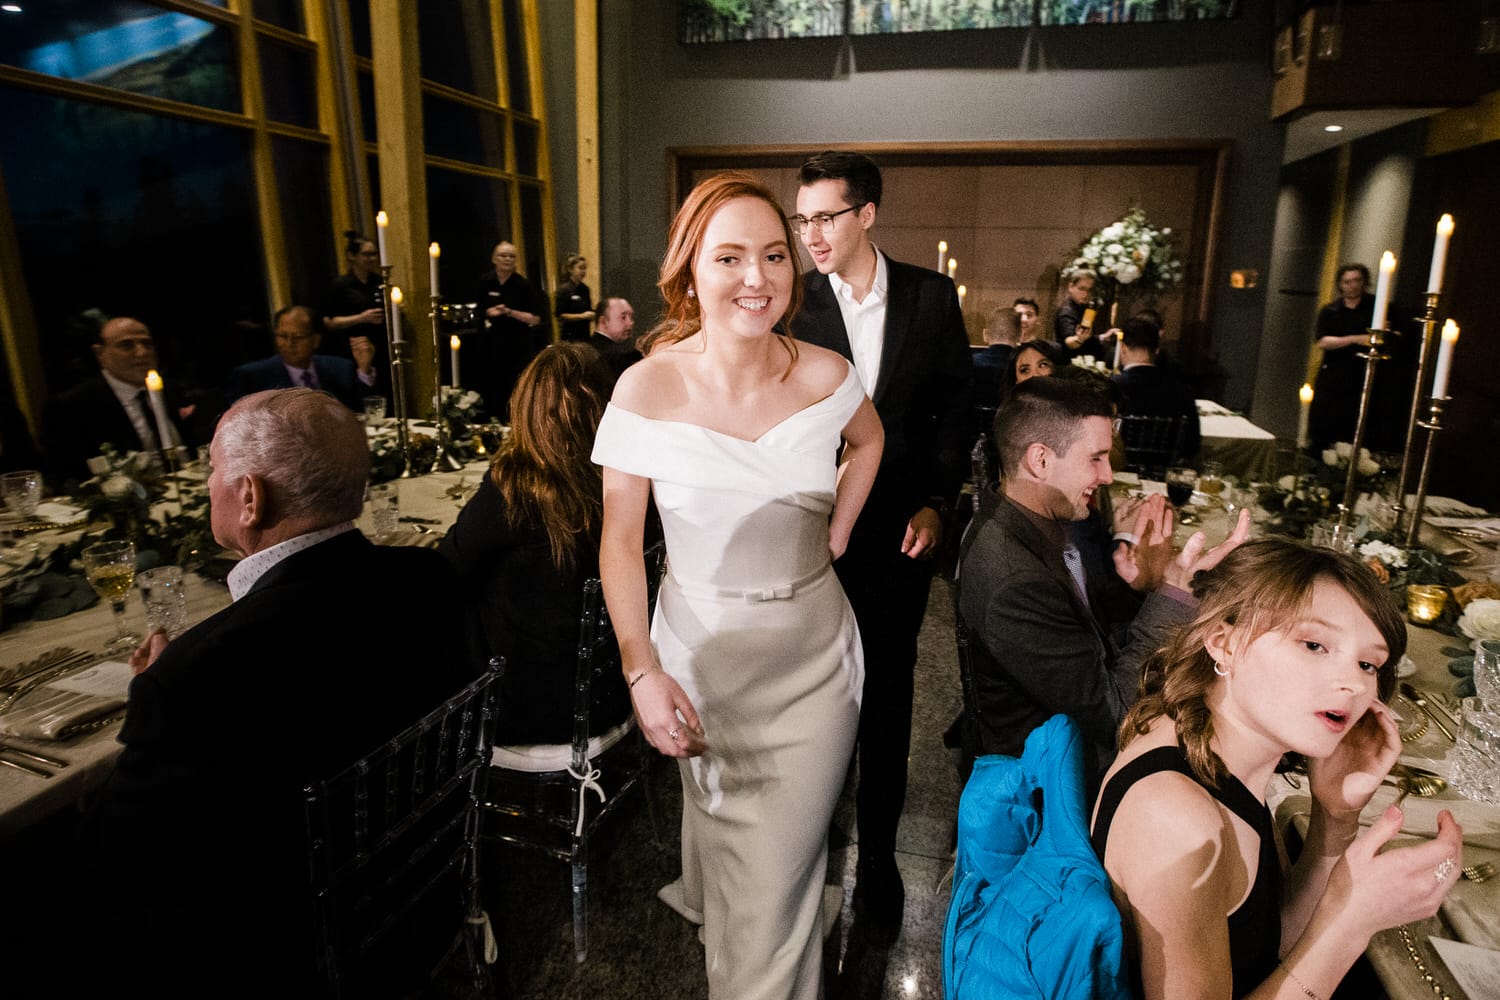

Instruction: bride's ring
[1435,857,1456,881]
[669,727,682,742]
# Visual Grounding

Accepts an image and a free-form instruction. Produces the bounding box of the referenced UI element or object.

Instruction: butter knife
[0,755,52,778]
[0,742,68,769]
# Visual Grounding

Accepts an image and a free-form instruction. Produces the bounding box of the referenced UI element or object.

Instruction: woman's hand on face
[1321,805,1463,941]
[630,670,706,758]
[1308,700,1402,820]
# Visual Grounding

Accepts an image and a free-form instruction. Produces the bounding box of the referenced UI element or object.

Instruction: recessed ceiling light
[0,4,22,12]
[1323,124,1345,133]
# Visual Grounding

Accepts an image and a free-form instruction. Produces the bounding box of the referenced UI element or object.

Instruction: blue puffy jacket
[943,715,1134,1000]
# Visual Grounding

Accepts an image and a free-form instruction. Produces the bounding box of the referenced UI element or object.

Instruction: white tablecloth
[1197,399,1278,482]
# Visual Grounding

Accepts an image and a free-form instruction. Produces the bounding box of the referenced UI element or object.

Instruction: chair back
[303,658,502,998]
[1117,413,1184,479]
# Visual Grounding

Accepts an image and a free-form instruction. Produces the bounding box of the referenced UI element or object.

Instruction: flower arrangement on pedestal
[72,446,213,569]
[1062,206,1184,315]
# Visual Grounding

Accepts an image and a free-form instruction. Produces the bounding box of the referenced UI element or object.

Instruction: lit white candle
[429,242,441,298]
[947,258,956,280]
[1427,214,1454,294]
[1297,383,1313,448]
[1371,251,1396,330]
[144,369,174,452]
[957,284,967,309]
[389,286,404,343]
[375,211,389,267]
[450,334,461,388]
[1431,320,1459,398]
[1112,335,1122,372]
[938,240,947,273]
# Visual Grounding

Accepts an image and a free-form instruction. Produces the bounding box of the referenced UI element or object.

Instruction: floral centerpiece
[1458,598,1500,642]
[69,446,215,569]
[1253,442,1392,540]
[1062,206,1185,311]
[369,429,441,484]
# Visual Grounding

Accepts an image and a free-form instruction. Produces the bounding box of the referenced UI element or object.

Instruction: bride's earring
[687,285,696,299]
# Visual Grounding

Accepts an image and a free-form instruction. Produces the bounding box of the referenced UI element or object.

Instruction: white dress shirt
[827,246,890,396]
[226,522,357,601]
[102,369,181,450]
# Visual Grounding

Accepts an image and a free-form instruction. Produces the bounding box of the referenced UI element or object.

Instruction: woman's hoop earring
[1213,661,1229,677]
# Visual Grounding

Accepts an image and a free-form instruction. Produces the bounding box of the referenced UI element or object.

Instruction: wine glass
[83,539,140,652]
[1165,466,1199,525]
[1,469,42,520]
[1197,460,1224,501]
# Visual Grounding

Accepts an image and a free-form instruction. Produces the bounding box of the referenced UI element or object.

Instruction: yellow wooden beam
[1309,144,1353,386]
[1426,89,1500,158]
[574,0,600,291]
[0,164,44,438]
[370,0,436,406]
[237,10,292,314]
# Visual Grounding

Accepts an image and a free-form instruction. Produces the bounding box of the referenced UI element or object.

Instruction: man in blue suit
[226,305,376,411]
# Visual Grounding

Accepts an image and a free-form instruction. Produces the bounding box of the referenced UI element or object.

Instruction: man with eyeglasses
[225,305,376,411]
[790,150,973,925]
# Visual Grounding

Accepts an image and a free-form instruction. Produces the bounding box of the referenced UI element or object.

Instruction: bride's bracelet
[628,668,659,689]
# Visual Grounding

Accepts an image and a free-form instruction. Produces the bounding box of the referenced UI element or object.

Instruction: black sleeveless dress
[1091,745,1281,998]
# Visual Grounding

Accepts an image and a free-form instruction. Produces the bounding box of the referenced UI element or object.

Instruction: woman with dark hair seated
[1092,538,1462,999]
[439,342,630,744]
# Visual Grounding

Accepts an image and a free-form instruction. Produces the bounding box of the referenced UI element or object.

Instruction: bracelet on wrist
[1281,964,1323,1000]
[628,668,657,689]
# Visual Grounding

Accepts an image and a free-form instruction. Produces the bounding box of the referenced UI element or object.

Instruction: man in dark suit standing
[1111,314,1201,462]
[41,316,199,484]
[790,151,973,922]
[225,304,376,410]
[83,388,475,995]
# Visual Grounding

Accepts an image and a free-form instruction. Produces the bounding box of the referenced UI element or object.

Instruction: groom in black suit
[790,151,973,922]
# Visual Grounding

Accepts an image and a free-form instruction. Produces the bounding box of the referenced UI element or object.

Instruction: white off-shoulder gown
[592,365,866,1000]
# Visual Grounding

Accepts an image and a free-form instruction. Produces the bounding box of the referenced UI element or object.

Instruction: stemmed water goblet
[83,539,140,652]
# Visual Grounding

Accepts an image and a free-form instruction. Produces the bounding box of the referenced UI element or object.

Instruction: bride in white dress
[595,172,882,999]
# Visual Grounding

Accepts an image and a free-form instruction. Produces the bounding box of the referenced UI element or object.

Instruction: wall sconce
[1229,269,1259,290]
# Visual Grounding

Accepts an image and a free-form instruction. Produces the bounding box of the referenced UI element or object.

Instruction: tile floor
[480,579,965,999]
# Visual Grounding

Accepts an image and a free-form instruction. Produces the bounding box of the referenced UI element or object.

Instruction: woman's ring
[1435,857,1456,881]
[669,727,682,742]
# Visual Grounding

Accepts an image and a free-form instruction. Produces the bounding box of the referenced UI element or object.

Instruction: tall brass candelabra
[1336,325,1395,529]
[1390,293,1443,535]
[1404,397,1450,549]
[429,294,462,472]
[378,265,415,477]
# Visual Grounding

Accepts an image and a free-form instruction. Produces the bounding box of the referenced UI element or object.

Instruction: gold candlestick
[1391,292,1442,534]
[429,293,462,472]
[1404,395,1449,549]
[1336,326,1394,528]
[378,266,415,478]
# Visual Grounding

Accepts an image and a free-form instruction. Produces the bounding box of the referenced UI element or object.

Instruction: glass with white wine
[83,539,140,652]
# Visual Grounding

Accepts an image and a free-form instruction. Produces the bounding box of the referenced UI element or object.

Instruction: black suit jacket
[792,256,973,568]
[84,531,476,995]
[41,373,198,485]
[225,354,370,411]
[1111,364,1201,459]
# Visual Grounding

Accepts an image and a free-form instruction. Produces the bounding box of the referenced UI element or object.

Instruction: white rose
[1458,598,1500,641]
[1116,263,1142,285]
[1322,449,1338,467]
[1335,442,1352,459]
[1277,474,1296,491]
[1162,227,1172,235]
[1106,242,1124,256]
[1102,224,1124,240]
[101,475,133,500]
[1357,456,1380,477]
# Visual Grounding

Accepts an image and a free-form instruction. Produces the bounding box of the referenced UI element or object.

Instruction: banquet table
[0,459,488,839]
[1197,398,1278,482]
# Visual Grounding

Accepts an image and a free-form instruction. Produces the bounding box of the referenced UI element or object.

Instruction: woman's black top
[554,281,593,342]
[1091,744,1281,998]
[438,474,630,745]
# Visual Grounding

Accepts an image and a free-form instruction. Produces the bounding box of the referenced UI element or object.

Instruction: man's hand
[357,307,384,325]
[487,304,509,319]
[129,629,170,675]
[350,336,376,374]
[901,506,943,559]
[1111,498,1250,594]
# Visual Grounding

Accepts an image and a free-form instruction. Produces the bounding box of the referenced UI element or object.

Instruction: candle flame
[429,242,441,258]
[1437,214,1454,236]
[145,370,163,391]
[957,284,967,298]
[1299,383,1314,404]
[1380,250,1396,272]
[390,286,403,305]
[450,334,461,349]
[376,210,388,228]
[938,240,947,253]
[1442,319,1460,343]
